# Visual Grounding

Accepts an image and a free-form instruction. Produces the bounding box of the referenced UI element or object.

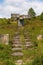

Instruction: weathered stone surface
[12,48,22,51]
[15,60,23,65]
[25,44,33,47]
[11,52,23,56]
[14,36,20,39]
[13,41,21,44]
[37,34,43,40]
[12,44,22,47]
[12,32,33,57]
[0,34,9,45]
[26,42,32,44]
[25,39,30,41]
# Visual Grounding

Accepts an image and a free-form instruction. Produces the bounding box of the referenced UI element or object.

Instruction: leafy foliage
[40,12,43,21]
[28,8,36,18]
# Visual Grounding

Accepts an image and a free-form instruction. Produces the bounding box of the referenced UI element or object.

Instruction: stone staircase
[11,32,33,57]
[24,35,33,49]
[11,33,23,56]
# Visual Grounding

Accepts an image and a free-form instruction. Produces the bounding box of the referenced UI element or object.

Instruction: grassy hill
[0,17,43,65]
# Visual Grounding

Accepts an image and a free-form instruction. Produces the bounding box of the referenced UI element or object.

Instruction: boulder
[37,34,43,40]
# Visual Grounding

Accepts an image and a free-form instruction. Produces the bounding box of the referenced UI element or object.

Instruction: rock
[37,34,43,40]
[12,48,22,51]
[0,34,9,45]
[11,52,23,56]
[15,60,23,65]
[12,44,22,47]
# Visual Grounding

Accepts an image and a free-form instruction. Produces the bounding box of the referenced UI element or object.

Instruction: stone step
[24,35,30,37]
[14,36,20,39]
[12,44,22,47]
[12,41,22,44]
[25,39,30,41]
[13,39,20,41]
[11,52,23,56]
[25,38,31,40]
[12,48,23,51]
[12,44,32,48]
[13,41,31,44]
[15,60,23,65]
[25,38,29,40]
[25,44,33,47]
[25,42,32,44]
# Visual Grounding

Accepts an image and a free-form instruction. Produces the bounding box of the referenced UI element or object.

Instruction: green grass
[0,17,43,65]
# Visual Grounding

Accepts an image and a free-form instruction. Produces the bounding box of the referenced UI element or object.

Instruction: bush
[40,12,43,21]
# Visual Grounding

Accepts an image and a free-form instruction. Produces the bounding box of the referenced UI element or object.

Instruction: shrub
[40,12,43,21]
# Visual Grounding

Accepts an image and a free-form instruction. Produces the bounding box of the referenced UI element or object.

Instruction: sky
[0,0,43,18]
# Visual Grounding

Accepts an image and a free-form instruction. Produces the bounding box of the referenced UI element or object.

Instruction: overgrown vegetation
[0,44,15,65]
[0,9,43,65]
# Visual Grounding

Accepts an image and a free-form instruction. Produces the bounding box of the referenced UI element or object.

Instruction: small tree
[7,19,11,24]
[40,12,43,21]
[28,8,36,18]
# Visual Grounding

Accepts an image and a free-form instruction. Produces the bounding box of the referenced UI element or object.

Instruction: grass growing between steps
[0,18,43,65]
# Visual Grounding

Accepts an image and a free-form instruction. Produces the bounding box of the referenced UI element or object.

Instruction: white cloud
[0,0,43,18]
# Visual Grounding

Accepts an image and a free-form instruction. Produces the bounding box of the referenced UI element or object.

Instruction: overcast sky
[0,0,43,18]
